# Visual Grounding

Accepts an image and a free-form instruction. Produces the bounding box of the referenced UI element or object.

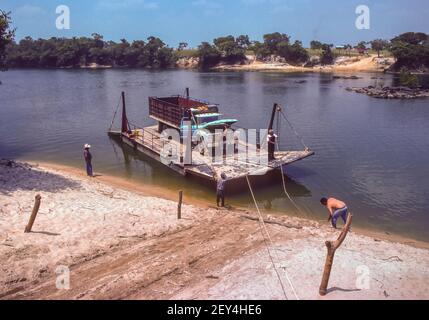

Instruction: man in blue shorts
[320,197,349,229]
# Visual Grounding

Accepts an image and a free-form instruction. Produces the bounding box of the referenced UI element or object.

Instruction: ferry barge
[108,89,314,182]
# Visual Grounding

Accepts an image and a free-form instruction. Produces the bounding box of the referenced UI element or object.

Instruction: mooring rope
[246,175,300,300]
[279,108,309,151]
[276,141,308,217]
[273,107,310,217]
[108,95,123,131]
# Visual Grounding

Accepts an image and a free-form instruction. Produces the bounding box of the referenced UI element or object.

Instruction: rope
[274,109,310,217]
[279,108,309,150]
[108,95,122,131]
[276,141,308,217]
[246,175,300,300]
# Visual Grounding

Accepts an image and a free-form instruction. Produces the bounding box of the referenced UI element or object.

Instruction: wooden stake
[177,191,183,220]
[319,212,353,296]
[25,194,42,233]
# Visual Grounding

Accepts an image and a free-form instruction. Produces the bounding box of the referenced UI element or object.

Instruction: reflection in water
[1,70,429,241]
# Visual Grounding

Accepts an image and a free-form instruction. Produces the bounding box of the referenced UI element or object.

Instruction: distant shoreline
[3,54,398,74]
[213,54,395,74]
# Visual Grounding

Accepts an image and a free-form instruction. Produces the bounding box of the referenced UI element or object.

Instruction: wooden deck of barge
[108,125,314,181]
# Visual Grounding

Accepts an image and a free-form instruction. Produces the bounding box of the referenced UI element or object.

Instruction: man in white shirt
[267,129,278,161]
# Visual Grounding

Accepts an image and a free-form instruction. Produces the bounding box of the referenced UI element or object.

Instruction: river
[1,69,428,241]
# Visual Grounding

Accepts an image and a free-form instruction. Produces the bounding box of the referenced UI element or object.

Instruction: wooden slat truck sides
[149,96,208,129]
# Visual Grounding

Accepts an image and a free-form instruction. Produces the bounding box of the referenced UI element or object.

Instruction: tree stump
[25,194,42,233]
[319,212,353,296]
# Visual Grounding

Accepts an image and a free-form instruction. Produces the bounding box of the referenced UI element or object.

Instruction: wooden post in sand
[25,194,42,233]
[319,212,353,296]
[177,191,183,220]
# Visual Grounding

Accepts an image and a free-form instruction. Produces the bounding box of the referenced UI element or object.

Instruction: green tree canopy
[213,35,246,63]
[247,33,308,64]
[4,34,176,69]
[355,41,367,50]
[390,32,429,70]
[197,42,221,69]
[320,44,334,65]
[263,32,290,53]
[0,10,15,71]
[236,35,251,49]
[310,40,323,50]
[177,42,188,51]
[392,32,427,45]
[370,39,389,57]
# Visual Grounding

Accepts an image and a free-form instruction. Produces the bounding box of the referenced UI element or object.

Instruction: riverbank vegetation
[5,34,176,69]
[0,10,15,71]
[1,10,428,73]
[389,32,429,72]
[4,31,422,71]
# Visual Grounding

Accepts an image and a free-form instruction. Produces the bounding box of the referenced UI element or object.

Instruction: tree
[213,35,246,63]
[2,33,176,69]
[320,44,334,65]
[399,67,419,88]
[390,32,429,70]
[310,40,323,50]
[370,39,389,57]
[290,40,309,63]
[145,36,165,65]
[263,32,290,53]
[56,39,81,67]
[236,35,251,49]
[197,42,221,68]
[344,44,353,56]
[0,10,15,71]
[277,40,309,64]
[89,47,111,65]
[392,32,427,45]
[177,42,188,51]
[91,33,104,48]
[355,41,367,51]
[157,47,175,68]
[249,41,270,59]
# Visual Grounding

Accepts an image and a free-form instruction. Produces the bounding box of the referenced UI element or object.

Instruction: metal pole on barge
[268,103,281,131]
[121,91,130,133]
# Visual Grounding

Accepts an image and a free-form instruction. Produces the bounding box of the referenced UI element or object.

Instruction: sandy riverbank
[1,160,428,300]
[214,55,395,73]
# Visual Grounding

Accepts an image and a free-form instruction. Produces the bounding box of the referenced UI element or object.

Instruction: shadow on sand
[326,287,362,294]
[0,159,81,195]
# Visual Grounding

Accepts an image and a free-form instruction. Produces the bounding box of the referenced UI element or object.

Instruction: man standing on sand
[83,144,93,177]
[320,197,349,229]
[215,172,227,207]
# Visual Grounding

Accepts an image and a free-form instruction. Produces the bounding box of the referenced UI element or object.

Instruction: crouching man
[320,197,349,229]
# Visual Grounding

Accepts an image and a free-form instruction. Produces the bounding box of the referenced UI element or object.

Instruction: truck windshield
[195,113,220,125]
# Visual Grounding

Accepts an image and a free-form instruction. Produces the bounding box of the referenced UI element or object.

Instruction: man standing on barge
[267,129,277,161]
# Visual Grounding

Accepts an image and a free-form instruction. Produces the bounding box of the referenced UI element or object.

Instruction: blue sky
[1,0,428,47]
